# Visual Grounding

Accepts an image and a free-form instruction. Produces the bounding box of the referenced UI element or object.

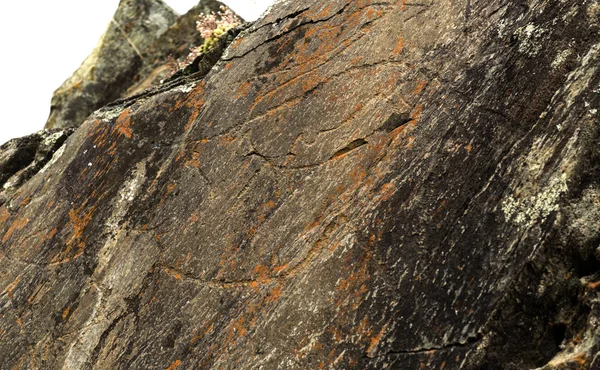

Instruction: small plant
[177,6,241,70]
[197,6,241,50]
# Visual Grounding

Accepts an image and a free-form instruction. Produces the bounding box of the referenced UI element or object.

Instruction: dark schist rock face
[1,0,600,369]
[0,129,74,206]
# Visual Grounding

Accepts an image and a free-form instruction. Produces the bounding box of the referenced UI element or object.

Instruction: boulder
[2,0,599,368]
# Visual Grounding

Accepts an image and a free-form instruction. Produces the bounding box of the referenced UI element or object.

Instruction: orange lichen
[379,183,396,201]
[62,307,70,320]
[414,80,426,94]
[171,82,206,112]
[235,80,253,99]
[251,265,271,288]
[366,323,388,357]
[218,135,236,148]
[50,203,97,264]
[588,280,600,289]
[165,268,183,281]
[230,37,243,50]
[0,208,10,224]
[184,151,202,169]
[166,183,178,196]
[5,276,21,299]
[265,284,283,304]
[19,196,32,208]
[188,212,200,224]
[42,228,58,242]
[573,353,589,367]
[166,360,182,370]
[231,316,248,337]
[114,109,134,139]
[2,216,29,243]
[68,206,95,245]
[184,109,200,132]
[272,263,289,274]
[411,104,423,121]
[392,38,405,55]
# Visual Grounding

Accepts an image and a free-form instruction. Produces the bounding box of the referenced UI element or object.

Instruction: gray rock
[45,0,236,130]
[45,0,178,129]
[0,128,74,206]
[1,0,599,369]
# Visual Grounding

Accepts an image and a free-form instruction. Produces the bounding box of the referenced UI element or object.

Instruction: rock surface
[44,0,231,130]
[1,0,599,369]
[123,0,236,97]
[0,129,74,207]
[45,0,178,130]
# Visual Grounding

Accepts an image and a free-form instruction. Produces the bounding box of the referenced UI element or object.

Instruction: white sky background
[0,0,274,145]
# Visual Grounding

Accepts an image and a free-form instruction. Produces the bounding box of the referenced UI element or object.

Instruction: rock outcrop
[2,0,599,369]
[0,129,74,206]
[45,0,231,130]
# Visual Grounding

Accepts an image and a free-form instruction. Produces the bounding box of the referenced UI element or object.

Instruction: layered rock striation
[1,0,600,369]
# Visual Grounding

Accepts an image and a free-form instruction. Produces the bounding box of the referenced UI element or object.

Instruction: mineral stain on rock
[1,0,600,369]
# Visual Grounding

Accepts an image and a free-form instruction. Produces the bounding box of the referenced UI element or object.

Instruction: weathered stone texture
[44,0,233,131]
[123,0,235,97]
[45,0,178,130]
[1,0,599,369]
[0,129,74,207]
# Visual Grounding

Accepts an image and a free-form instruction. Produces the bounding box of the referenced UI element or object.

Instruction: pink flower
[196,5,241,40]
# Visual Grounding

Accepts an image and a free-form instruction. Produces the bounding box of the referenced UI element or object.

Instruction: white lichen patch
[538,42,599,123]
[551,49,573,70]
[589,2,600,25]
[2,177,16,190]
[502,173,568,225]
[496,19,510,39]
[514,23,547,57]
[147,12,171,38]
[563,42,600,109]
[536,327,597,369]
[172,82,197,94]
[501,130,580,228]
[63,160,153,370]
[42,131,65,147]
[94,106,127,123]
[106,160,147,230]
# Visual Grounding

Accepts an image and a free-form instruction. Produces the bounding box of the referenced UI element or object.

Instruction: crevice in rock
[247,7,312,35]
[103,26,246,111]
[380,334,483,357]
[379,112,413,133]
[223,2,352,62]
[330,139,369,160]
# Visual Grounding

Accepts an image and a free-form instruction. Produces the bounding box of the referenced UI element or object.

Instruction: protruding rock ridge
[44,0,234,130]
[0,128,74,206]
[45,0,178,130]
[1,0,599,369]
[123,0,239,97]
